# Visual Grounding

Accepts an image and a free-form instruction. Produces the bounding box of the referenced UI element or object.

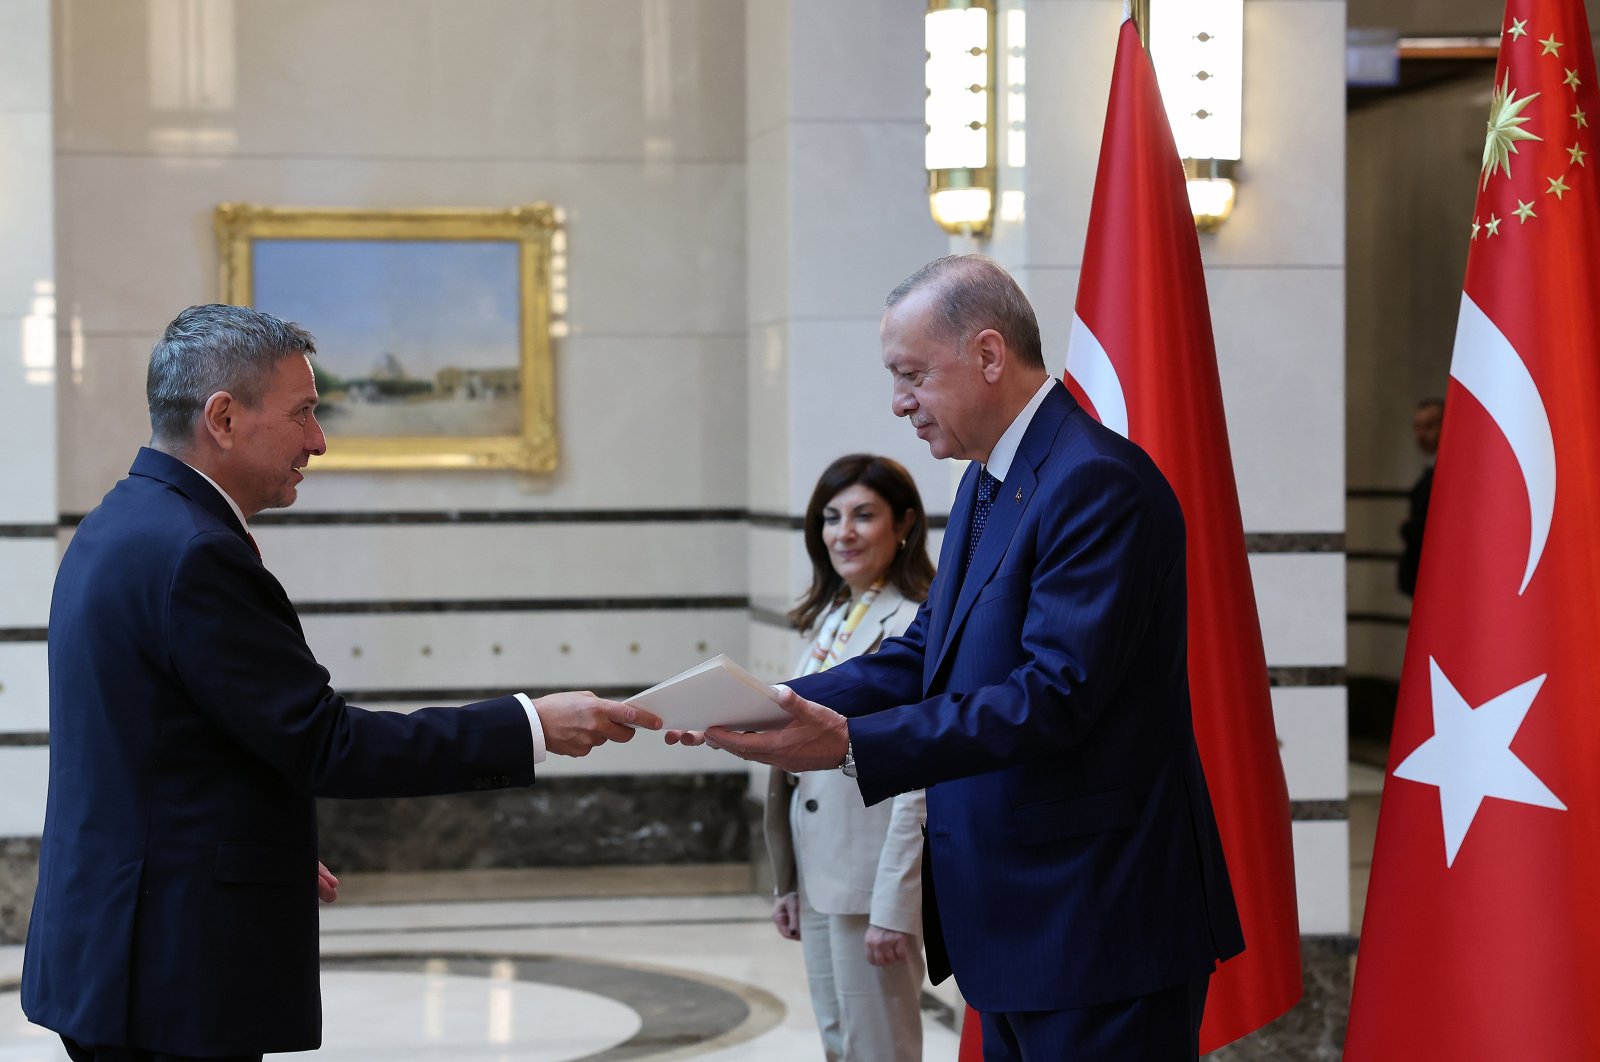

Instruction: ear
[200,391,238,451]
[894,507,917,543]
[971,328,1008,384]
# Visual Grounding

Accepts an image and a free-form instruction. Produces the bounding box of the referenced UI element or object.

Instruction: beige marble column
[0,0,56,942]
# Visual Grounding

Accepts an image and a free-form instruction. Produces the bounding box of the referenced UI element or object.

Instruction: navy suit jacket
[788,385,1244,1012]
[23,448,537,1056]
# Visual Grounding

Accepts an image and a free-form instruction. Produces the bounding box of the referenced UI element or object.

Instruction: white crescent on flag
[1066,313,1130,439]
[1447,292,1556,594]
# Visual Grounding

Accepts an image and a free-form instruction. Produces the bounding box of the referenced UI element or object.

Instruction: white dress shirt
[983,376,1059,483]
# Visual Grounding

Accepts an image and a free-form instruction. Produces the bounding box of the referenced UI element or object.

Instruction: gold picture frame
[215,202,560,472]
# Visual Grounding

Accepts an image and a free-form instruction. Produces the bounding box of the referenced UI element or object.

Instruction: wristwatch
[840,739,857,778]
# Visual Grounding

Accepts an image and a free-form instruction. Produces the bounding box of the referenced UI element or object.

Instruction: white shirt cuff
[515,693,548,764]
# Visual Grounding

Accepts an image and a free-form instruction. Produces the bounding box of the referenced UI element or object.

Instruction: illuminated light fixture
[1147,0,1243,231]
[925,0,996,238]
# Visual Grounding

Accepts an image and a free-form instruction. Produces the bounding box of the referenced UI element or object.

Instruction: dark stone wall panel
[0,838,40,945]
[316,774,750,872]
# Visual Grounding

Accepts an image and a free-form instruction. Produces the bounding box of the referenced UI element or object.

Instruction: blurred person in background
[765,453,936,1062]
[1398,397,1444,597]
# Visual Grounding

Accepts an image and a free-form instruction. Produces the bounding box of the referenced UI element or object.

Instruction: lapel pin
[1014,488,1023,503]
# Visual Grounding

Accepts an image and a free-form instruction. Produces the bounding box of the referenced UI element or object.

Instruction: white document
[627,654,791,732]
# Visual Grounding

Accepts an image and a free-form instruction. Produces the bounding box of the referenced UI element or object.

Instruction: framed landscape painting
[214,203,559,471]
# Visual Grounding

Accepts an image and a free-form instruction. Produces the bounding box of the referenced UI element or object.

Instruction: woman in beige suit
[765,453,936,1062]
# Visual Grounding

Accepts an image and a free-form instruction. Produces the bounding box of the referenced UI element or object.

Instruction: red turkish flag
[1346,0,1600,1056]
[957,1005,983,1061]
[1063,19,1302,1051]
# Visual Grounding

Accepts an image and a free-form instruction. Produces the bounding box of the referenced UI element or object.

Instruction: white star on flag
[1392,658,1566,867]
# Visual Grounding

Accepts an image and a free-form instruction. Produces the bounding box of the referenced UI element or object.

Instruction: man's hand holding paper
[666,685,850,774]
[629,654,793,733]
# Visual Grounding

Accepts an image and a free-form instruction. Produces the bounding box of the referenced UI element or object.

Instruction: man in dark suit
[675,256,1243,1059]
[1397,397,1443,597]
[23,304,661,1062]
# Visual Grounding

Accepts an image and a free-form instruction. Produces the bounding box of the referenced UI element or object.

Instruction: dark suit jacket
[1397,463,1433,596]
[22,448,537,1056]
[787,385,1244,1012]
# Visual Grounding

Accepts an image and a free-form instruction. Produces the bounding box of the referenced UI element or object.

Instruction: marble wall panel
[745,125,790,329]
[783,317,950,517]
[55,0,745,163]
[1207,937,1351,1061]
[788,120,948,321]
[1346,495,1410,554]
[0,0,50,113]
[0,542,55,628]
[1292,819,1351,934]
[786,0,925,124]
[1013,1,1123,271]
[0,320,58,522]
[0,112,53,320]
[0,644,48,733]
[1250,554,1347,665]
[59,332,748,516]
[1196,2,1345,271]
[747,618,806,685]
[53,155,745,342]
[1346,557,1410,621]
[744,321,792,513]
[1200,268,1346,533]
[0,747,47,836]
[745,526,809,611]
[1348,623,1408,680]
[743,0,792,141]
[0,837,40,944]
[315,774,752,872]
[257,522,747,604]
[297,608,749,695]
[1272,687,1348,801]
[1009,267,1345,534]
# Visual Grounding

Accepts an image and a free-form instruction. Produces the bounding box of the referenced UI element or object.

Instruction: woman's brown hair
[787,453,936,633]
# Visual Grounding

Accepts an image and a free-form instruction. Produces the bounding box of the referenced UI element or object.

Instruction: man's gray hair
[885,254,1044,370]
[147,304,316,446]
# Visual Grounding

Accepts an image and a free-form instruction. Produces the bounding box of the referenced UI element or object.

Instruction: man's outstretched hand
[317,861,339,904]
[666,686,849,774]
[535,691,663,757]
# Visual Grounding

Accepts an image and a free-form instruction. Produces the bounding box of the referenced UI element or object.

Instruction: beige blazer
[765,587,927,936]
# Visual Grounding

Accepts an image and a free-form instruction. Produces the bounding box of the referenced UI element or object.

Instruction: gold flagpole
[1129,0,1150,48]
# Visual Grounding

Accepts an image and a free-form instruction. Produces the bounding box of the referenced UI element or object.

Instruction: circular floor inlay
[315,967,640,1061]
[1,953,783,1061]
[321,953,783,1060]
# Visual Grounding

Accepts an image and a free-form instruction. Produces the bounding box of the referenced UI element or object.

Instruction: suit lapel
[850,586,907,658]
[927,386,1077,685]
[923,463,978,686]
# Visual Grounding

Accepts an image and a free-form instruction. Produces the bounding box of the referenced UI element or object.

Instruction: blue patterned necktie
[965,468,1001,571]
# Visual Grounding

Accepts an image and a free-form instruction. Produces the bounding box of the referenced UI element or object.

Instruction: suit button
[804,799,819,812]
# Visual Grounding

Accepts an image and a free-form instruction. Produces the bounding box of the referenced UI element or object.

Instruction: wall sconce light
[925,0,997,238]
[1148,0,1243,231]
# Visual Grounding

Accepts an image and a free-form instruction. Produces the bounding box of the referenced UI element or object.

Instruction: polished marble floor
[0,888,962,1060]
[0,764,1384,1060]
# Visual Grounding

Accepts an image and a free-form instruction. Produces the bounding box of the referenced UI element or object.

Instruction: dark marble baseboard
[0,837,40,945]
[316,773,751,872]
[1205,936,1352,1060]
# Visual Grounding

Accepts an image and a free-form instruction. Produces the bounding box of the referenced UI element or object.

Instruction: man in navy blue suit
[678,256,1244,1059]
[23,305,662,1062]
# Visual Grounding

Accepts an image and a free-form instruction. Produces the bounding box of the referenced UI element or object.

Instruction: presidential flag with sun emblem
[1346,0,1600,1056]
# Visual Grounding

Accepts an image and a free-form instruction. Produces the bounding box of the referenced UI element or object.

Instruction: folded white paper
[627,654,791,731]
